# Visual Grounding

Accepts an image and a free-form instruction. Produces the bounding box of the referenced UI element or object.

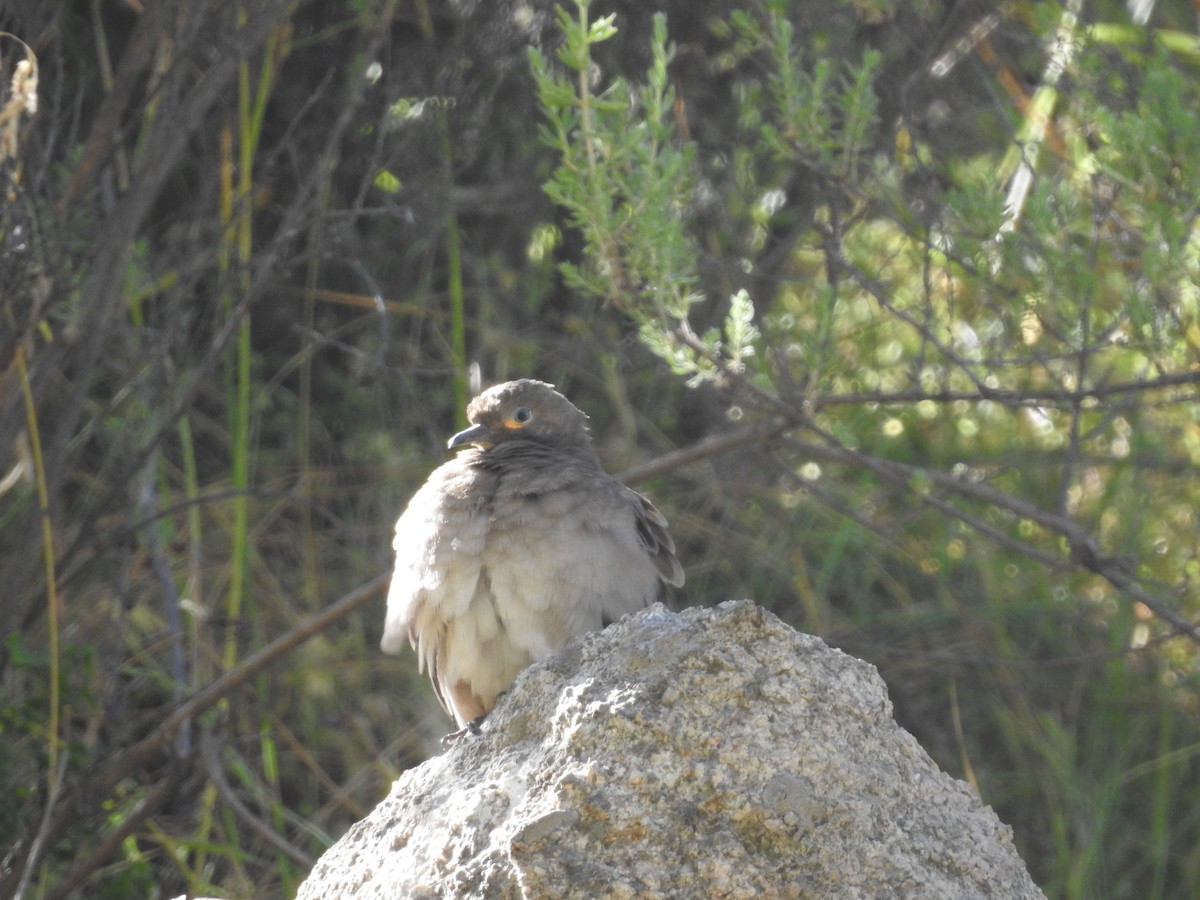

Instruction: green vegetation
[1,0,1197,896]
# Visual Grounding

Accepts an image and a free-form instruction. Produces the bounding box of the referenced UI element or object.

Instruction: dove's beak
[448,422,491,450]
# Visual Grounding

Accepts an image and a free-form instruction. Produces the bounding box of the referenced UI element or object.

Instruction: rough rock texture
[298,600,1045,899]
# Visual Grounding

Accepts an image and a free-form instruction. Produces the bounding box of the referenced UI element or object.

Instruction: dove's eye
[505,407,533,429]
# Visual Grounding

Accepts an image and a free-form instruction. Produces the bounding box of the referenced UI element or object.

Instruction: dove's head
[448,379,593,455]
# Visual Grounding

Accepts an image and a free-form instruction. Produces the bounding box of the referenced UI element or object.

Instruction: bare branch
[780,430,1199,642]
[201,729,315,869]
[810,372,1200,410]
[2,574,389,897]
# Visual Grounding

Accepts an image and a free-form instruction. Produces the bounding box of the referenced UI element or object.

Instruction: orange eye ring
[505,407,533,429]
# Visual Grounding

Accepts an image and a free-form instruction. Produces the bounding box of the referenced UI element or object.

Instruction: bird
[381,379,684,729]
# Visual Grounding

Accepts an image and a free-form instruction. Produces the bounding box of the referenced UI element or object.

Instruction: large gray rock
[299,600,1044,898]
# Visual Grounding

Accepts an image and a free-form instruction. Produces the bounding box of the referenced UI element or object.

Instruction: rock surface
[298,600,1045,899]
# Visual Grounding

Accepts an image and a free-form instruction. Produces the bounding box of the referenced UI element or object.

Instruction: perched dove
[382,379,684,728]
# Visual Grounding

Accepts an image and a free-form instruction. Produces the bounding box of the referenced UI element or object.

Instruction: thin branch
[778,435,1069,570]
[616,416,792,484]
[201,728,315,869]
[2,574,389,896]
[12,754,67,900]
[781,430,1199,642]
[836,249,994,394]
[43,765,190,900]
[673,323,797,415]
[810,371,1200,410]
[618,399,1195,643]
[48,2,397,589]
[101,573,389,794]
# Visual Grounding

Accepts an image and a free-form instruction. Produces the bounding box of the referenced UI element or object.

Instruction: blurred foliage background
[1,0,1198,896]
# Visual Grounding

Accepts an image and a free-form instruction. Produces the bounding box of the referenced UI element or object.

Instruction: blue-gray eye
[514,407,532,423]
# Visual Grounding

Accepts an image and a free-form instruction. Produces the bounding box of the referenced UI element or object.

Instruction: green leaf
[589,14,618,43]
[373,169,401,193]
